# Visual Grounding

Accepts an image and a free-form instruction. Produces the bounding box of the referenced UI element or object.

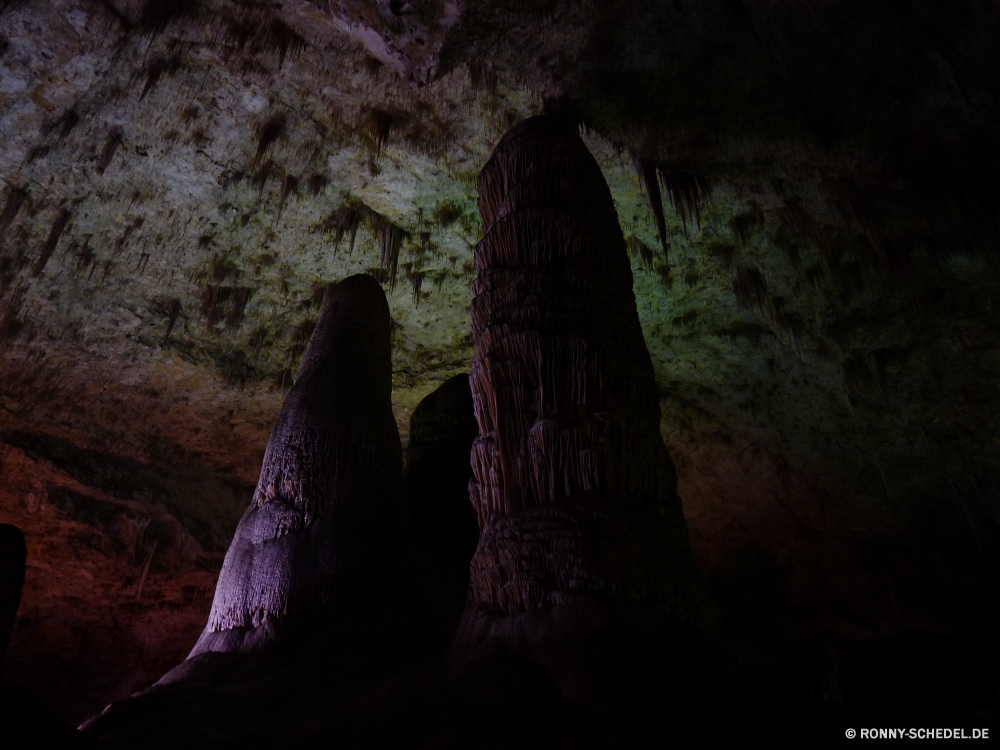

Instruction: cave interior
[1,0,999,746]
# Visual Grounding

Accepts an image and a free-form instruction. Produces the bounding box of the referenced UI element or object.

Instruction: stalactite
[731,266,769,314]
[728,201,765,247]
[408,270,425,305]
[96,128,123,175]
[324,204,363,256]
[277,174,299,217]
[468,61,499,98]
[50,108,79,142]
[776,195,815,239]
[306,173,328,196]
[220,12,306,66]
[253,113,286,169]
[163,298,181,340]
[188,275,407,656]
[770,297,804,355]
[626,235,656,271]
[362,56,383,79]
[320,199,408,287]
[112,216,143,259]
[137,0,201,37]
[139,53,185,101]
[361,108,396,160]
[368,210,406,290]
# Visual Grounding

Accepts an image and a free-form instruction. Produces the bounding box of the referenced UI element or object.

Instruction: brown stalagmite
[188,274,406,656]
[454,114,722,707]
[0,524,27,685]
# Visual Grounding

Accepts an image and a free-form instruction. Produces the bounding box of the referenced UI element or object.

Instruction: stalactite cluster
[626,235,656,271]
[731,266,769,315]
[631,155,712,239]
[30,208,70,278]
[634,157,668,256]
[404,375,481,636]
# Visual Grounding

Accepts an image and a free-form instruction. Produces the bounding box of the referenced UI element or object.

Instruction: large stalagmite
[453,114,722,706]
[189,273,407,656]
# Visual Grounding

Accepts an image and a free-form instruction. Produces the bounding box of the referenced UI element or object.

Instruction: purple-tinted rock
[189,274,407,656]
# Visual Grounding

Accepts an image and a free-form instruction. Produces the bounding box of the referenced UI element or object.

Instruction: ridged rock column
[454,115,720,706]
[405,374,481,636]
[189,274,407,656]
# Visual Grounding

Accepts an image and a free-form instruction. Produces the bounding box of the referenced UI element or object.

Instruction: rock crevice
[454,114,722,706]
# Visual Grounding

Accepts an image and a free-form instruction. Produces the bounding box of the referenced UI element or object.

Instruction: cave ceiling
[1,0,999,723]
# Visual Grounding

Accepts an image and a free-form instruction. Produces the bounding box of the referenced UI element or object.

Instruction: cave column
[187,274,408,657]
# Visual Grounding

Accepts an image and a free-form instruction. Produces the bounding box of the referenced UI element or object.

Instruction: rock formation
[0,523,26,684]
[79,275,427,745]
[453,114,723,708]
[188,273,408,656]
[1,524,90,747]
[404,374,480,636]
[282,0,464,84]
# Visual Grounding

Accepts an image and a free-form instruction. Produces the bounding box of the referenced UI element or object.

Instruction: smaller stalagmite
[189,274,407,656]
[80,275,420,747]
[0,524,26,684]
[454,114,722,708]
[405,374,481,633]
